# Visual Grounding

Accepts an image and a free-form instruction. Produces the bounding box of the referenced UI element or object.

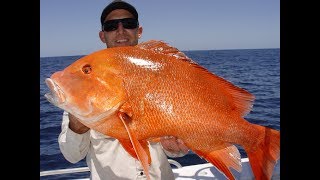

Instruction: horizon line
[40,47,280,58]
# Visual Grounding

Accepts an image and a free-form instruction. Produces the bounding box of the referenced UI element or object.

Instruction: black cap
[100,0,138,26]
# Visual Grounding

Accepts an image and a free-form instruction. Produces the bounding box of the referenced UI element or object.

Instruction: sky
[40,0,280,57]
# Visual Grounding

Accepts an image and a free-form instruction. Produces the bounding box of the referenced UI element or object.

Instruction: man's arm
[68,113,90,134]
[58,111,91,163]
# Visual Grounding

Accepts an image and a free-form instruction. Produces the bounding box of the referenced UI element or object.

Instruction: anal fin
[194,144,241,180]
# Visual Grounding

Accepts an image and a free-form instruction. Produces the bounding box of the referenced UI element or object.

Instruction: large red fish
[45,40,280,180]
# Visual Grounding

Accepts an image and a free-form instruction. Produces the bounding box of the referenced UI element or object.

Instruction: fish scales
[113,48,253,143]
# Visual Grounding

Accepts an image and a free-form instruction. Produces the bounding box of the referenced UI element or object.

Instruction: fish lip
[44,78,125,124]
[44,78,66,106]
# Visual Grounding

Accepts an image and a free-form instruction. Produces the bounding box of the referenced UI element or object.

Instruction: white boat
[40,157,280,179]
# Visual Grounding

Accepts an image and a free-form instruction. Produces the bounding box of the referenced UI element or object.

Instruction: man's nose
[116,22,125,33]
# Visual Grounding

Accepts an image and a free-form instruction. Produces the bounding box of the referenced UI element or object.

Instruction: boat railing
[40,159,182,177]
[40,158,280,179]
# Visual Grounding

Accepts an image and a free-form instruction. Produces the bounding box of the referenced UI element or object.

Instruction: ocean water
[40,48,280,179]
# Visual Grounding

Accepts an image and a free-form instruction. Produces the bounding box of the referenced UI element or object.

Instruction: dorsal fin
[193,64,255,117]
[137,40,254,116]
[136,40,196,63]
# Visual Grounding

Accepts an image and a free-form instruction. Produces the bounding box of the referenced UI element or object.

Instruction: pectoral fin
[118,139,138,160]
[118,112,151,180]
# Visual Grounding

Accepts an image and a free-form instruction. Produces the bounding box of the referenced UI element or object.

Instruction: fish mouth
[44,77,124,124]
[44,78,66,106]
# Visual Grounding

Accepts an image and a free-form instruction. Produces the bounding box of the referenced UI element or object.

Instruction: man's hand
[160,136,189,156]
[68,113,90,134]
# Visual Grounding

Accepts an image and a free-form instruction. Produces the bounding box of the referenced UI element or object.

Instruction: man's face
[99,9,142,48]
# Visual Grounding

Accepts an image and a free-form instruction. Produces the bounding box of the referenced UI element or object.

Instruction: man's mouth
[116,39,128,43]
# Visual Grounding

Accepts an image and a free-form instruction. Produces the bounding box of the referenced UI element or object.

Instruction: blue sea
[40,48,280,179]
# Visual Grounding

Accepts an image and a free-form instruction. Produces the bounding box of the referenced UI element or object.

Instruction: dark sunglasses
[102,18,139,32]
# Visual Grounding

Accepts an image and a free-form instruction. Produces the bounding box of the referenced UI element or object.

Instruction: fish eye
[82,64,92,74]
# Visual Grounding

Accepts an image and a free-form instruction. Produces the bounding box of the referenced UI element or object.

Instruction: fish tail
[245,126,280,180]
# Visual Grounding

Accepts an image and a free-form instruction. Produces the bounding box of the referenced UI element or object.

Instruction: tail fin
[245,126,280,180]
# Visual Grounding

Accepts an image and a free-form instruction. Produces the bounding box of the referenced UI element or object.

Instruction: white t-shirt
[58,111,176,180]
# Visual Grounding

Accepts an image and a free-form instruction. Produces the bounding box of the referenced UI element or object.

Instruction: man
[58,1,188,179]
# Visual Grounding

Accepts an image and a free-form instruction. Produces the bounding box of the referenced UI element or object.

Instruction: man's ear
[99,31,107,43]
[138,26,143,39]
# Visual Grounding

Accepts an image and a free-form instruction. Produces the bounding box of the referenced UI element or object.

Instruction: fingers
[160,136,189,155]
[161,136,177,152]
[176,139,189,154]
